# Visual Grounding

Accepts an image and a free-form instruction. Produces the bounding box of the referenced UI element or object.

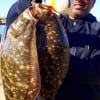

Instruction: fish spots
[1,9,41,100]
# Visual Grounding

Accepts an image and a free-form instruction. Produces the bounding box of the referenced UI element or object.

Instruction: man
[6,0,100,100]
[55,0,100,100]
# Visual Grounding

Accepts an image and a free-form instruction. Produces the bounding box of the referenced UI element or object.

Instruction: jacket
[55,14,100,100]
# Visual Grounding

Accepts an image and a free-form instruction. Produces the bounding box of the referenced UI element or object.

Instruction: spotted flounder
[34,4,69,100]
[1,9,41,100]
[1,4,69,100]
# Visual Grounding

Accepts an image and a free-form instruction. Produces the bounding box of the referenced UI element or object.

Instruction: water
[0,25,6,39]
[0,24,6,100]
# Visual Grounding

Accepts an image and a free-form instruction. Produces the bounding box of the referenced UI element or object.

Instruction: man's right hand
[29,3,58,23]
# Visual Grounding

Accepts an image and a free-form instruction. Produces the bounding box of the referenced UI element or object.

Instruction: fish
[32,4,70,100]
[1,9,41,100]
[1,4,70,100]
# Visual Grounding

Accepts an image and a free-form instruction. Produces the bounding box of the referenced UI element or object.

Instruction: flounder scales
[35,4,70,100]
[1,9,41,100]
[1,5,70,100]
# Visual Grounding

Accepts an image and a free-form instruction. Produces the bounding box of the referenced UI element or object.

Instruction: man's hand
[30,3,58,23]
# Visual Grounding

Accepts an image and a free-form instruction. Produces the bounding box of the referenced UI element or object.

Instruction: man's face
[69,0,96,19]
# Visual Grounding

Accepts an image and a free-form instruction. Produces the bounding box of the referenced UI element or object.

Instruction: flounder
[34,4,70,100]
[1,4,69,100]
[1,8,41,100]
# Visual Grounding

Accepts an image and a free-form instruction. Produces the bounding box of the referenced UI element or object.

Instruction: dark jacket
[55,14,100,100]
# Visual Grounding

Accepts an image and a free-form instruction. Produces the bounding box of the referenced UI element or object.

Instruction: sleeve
[6,0,31,30]
[69,33,100,85]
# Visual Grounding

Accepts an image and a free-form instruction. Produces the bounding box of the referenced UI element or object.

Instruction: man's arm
[6,0,31,30]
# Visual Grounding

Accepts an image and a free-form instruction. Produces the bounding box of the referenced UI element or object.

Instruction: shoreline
[0,23,5,25]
